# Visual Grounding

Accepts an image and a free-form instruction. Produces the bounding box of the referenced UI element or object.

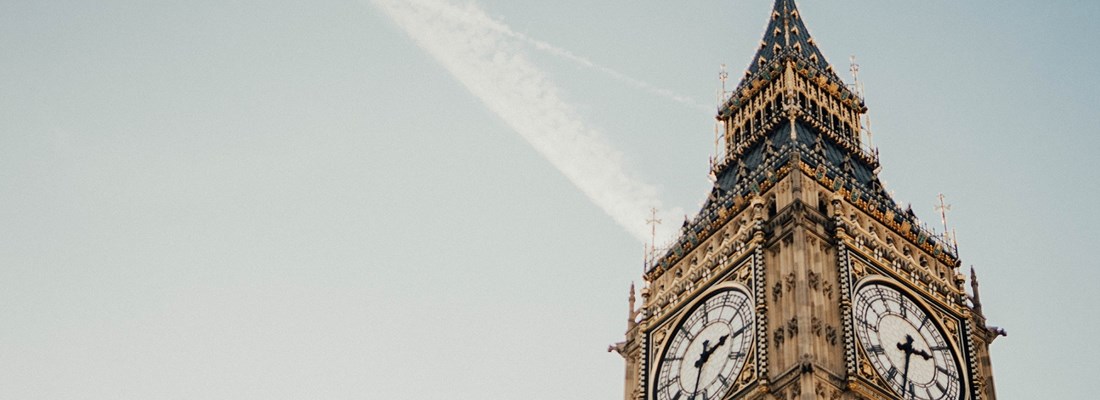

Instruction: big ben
[613,1,1002,399]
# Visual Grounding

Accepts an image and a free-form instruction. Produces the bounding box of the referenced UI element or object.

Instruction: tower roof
[738,0,843,90]
[646,0,962,277]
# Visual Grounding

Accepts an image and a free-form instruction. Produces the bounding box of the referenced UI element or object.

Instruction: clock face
[654,289,754,400]
[853,282,963,400]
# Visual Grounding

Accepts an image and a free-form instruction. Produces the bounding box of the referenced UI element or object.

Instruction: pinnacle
[738,0,841,90]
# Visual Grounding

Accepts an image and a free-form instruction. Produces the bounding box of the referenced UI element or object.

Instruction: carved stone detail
[851,258,867,280]
[826,325,838,346]
[859,359,874,380]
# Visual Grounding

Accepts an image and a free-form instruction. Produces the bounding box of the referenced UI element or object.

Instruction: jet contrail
[373,0,711,113]
[504,29,712,114]
[372,0,683,243]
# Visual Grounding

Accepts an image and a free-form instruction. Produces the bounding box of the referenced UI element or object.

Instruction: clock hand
[688,332,733,399]
[693,334,730,368]
[895,334,924,395]
[899,350,913,397]
[690,354,704,400]
[693,340,712,368]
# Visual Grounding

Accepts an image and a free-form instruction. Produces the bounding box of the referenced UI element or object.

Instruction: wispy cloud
[372,0,682,243]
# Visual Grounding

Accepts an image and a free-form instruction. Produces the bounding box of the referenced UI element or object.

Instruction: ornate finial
[882,180,896,199]
[627,282,638,328]
[719,63,729,96]
[645,208,662,263]
[970,266,983,312]
[935,193,956,246]
[712,121,722,174]
[849,55,875,151]
[849,55,863,99]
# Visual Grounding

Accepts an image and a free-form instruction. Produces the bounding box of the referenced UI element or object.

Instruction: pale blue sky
[2,1,1097,399]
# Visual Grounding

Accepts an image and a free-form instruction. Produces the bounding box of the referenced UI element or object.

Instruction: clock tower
[612,1,1003,399]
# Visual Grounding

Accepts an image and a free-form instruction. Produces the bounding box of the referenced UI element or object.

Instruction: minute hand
[896,335,933,395]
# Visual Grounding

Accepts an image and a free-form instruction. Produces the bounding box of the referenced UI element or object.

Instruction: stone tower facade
[613,2,1002,399]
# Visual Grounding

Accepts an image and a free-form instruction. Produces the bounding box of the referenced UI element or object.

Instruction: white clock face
[654,289,754,400]
[853,282,963,400]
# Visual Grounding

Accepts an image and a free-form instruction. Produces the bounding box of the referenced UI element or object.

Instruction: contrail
[503,29,712,113]
[373,0,711,113]
[372,0,683,243]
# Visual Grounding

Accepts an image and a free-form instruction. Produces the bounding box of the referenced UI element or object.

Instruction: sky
[1,0,1098,399]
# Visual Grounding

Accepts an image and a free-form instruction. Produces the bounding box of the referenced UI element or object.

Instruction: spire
[738,0,841,89]
[969,267,983,313]
[628,282,637,328]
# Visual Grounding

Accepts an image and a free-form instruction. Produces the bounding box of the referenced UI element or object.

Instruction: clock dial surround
[853,282,963,400]
[653,288,754,400]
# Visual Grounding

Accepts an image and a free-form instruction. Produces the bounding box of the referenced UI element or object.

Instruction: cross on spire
[646,208,662,248]
[935,193,957,247]
[645,208,662,266]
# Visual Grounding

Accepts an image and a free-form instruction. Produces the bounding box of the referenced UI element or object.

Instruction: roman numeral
[886,366,898,381]
[680,326,695,341]
[730,325,748,339]
[937,365,957,379]
[735,298,748,314]
[867,345,884,354]
[659,378,679,392]
[718,375,731,388]
[858,318,878,333]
